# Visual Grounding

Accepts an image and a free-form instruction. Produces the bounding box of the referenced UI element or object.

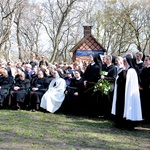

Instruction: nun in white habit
[40,70,66,113]
[111,55,143,130]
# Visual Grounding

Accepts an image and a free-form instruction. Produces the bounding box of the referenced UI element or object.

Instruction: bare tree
[93,0,150,55]
[121,0,150,53]
[41,0,82,63]
[13,1,44,61]
[0,0,22,58]
[1,0,149,62]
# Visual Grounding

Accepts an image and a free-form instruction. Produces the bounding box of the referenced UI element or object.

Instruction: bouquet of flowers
[93,71,111,96]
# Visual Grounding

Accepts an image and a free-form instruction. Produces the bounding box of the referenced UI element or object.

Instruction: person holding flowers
[99,55,117,119]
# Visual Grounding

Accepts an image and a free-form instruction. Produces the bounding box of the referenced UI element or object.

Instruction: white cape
[40,78,66,113]
[112,68,143,121]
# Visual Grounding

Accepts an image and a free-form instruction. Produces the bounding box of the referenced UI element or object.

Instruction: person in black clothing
[112,55,143,130]
[39,55,48,68]
[63,70,84,115]
[83,53,102,87]
[64,69,74,86]
[30,55,38,69]
[82,53,102,117]
[139,55,150,123]
[10,71,30,110]
[30,66,39,85]
[0,69,14,108]
[101,55,107,70]
[101,55,117,119]
[135,52,144,71]
[15,67,29,82]
[101,55,117,84]
[30,70,49,111]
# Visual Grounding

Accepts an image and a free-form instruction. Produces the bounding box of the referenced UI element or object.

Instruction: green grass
[0,110,150,150]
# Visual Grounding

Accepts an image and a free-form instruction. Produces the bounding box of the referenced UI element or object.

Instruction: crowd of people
[0,52,149,130]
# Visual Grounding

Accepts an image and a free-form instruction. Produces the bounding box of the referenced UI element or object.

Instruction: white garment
[111,76,118,115]
[124,68,142,121]
[10,67,17,78]
[40,73,66,113]
[111,68,143,121]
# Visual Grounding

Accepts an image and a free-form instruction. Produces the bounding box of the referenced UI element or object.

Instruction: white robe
[40,77,66,113]
[111,68,143,121]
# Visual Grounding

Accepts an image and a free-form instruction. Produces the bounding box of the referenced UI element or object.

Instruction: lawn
[0,109,150,150]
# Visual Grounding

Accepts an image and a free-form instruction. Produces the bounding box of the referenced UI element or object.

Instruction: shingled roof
[70,25,106,61]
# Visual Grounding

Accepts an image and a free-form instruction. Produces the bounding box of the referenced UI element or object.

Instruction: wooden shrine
[70,25,106,62]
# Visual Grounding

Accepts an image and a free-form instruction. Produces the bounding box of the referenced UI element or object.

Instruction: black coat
[139,66,150,121]
[30,73,38,85]
[12,78,30,103]
[102,64,117,84]
[83,63,100,84]
[30,77,49,106]
[30,77,49,91]
[63,77,84,115]
[140,66,150,89]
[82,63,101,116]
[115,70,127,118]
[0,75,14,89]
[0,75,14,104]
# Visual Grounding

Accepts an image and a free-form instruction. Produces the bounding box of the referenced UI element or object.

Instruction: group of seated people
[0,51,149,130]
[0,62,85,114]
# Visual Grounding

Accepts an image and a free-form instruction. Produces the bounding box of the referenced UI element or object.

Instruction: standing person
[111,55,143,130]
[40,70,66,113]
[101,55,107,70]
[83,53,102,117]
[83,53,102,89]
[82,61,88,73]
[30,54,38,69]
[101,55,117,90]
[114,56,124,74]
[39,55,49,69]
[101,55,117,119]
[139,55,150,123]
[135,52,144,71]
[6,62,17,78]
